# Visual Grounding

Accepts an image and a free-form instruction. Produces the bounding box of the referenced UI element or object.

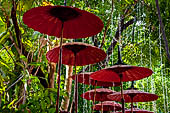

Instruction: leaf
[47,88,57,93]
[0,60,9,69]
[16,62,24,68]
[41,100,46,110]
[21,0,34,10]
[30,75,40,83]
[45,97,51,105]
[42,1,54,6]
[28,62,43,66]
[48,108,56,113]
[1,1,12,15]
[7,99,17,108]
[0,31,9,44]
[32,31,40,39]
[5,71,17,77]
[0,17,6,34]
[20,55,28,62]
[49,93,55,103]
[44,89,48,97]
[0,74,4,87]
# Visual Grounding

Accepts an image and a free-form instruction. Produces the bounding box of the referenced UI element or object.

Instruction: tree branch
[5,74,24,92]
[155,0,170,62]
[101,18,134,67]
[100,0,114,48]
[11,0,22,49]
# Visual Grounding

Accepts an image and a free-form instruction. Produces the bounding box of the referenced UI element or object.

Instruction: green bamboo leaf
[47,88,57,93]
[5,71,17,77]
[21,0,34,10]
[48,108,56,113]
[16,62,24,68]
[0,60,9,69]
[28,62,43,66]
[49,93,55,103]
[7,99,17,108]
[20,55,28,62]
[0,74,4,87]
[45,97,51,105]
[0,18,6,34]
[41,100,46,110]
[0,31,9,44]
[30,75,40,83]
[44,89,48,96]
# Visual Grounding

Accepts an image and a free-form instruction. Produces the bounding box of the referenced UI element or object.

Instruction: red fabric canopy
[90,65,153,82]
[116,108,154,113]
[23,5,104,39]
[94,101,122,111]
[71,72,121,87]
[81,88,115,101]
[107,89,158,102]
[46,42,106,66]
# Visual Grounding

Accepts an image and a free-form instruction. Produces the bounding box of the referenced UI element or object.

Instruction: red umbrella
[23,5,104,39]
[71,72,121,87]
[90,46,153,113]
[116,108,154,113]
[81,88,115,102]
[90,65,153,113]
[108,89,158,102]
[94,101,122,111]
[81,88,115,113]
[108,89,158,113]
[46,42,106,113]
[23,6,104,113]
[46,42,106,66]
[90,65,153,83]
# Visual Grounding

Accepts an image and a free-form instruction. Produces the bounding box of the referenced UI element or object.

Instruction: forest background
[0,0,169,113]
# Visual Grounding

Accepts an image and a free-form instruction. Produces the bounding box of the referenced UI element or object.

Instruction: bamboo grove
[0,0,170,113]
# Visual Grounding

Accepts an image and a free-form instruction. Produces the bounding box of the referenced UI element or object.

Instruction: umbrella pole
[120,74,125,113]
[56,23,64,113]
[92,81,97,113]
[74,54,78,113]
[101,101,103,113]
[130,96,134,113]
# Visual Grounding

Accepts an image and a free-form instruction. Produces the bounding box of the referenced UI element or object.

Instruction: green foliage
[0,0,170,113]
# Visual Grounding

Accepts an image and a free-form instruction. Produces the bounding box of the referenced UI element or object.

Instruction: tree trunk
[61,65,73,111]
[155,0,170,62]
[48,62,56,88]
[48,37,58,88]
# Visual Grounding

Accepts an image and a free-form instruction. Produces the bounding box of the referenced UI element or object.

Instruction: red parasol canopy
[116,108,154,113]
[90,65,153,82]
[81,88,115,101]
[71,72,121,87]
[90,64,153,113]
[23,5,104,39]
[107,89,159,102]
[46,42,106,66]
[108,89,158,113]
[94,101,122,111]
